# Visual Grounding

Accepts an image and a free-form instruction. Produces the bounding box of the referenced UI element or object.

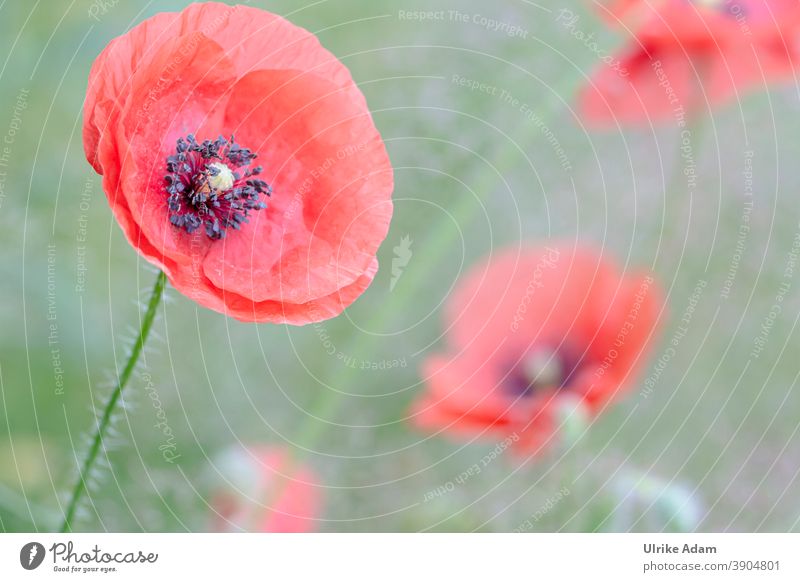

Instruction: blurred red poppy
[211,446,321,533]
[84,2,393,324]
[411,244,664,455]
[579,0,800,125]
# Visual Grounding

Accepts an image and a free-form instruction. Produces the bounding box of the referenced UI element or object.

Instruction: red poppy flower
[211,446,321,532]
[579,0,800,125]
[84,2,393,324]
[411,244,664,455]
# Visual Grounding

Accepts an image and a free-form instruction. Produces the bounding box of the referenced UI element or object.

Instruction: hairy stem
[60,270,167,532]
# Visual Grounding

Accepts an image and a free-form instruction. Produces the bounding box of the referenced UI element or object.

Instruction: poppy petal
[84,3,394,324]
[201,69,393,304]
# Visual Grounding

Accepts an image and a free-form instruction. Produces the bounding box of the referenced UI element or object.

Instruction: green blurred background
[1,0,800,532]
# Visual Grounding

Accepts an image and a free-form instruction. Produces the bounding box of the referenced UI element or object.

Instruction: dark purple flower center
[690,0,746,18]
[503,345,583,398]
[165,134,271,240]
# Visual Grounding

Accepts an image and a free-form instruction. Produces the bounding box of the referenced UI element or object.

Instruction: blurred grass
[1,0,800,532]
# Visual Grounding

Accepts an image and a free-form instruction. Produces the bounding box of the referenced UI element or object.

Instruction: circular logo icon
[20,542,45,570]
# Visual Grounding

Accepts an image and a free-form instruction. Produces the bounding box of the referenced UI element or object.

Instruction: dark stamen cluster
[165,134,271,240]
[504,345,583,398]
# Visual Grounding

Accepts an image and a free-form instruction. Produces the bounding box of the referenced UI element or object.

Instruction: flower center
[207,162,235,191]
[164,134,271,240]
[504,346,582,398]
[691,0,743,17]
[522,350,564,389]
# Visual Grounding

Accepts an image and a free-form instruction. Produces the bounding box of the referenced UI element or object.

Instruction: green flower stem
[59,270,167,532]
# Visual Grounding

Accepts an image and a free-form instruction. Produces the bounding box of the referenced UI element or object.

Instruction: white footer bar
[1,533,797,581]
